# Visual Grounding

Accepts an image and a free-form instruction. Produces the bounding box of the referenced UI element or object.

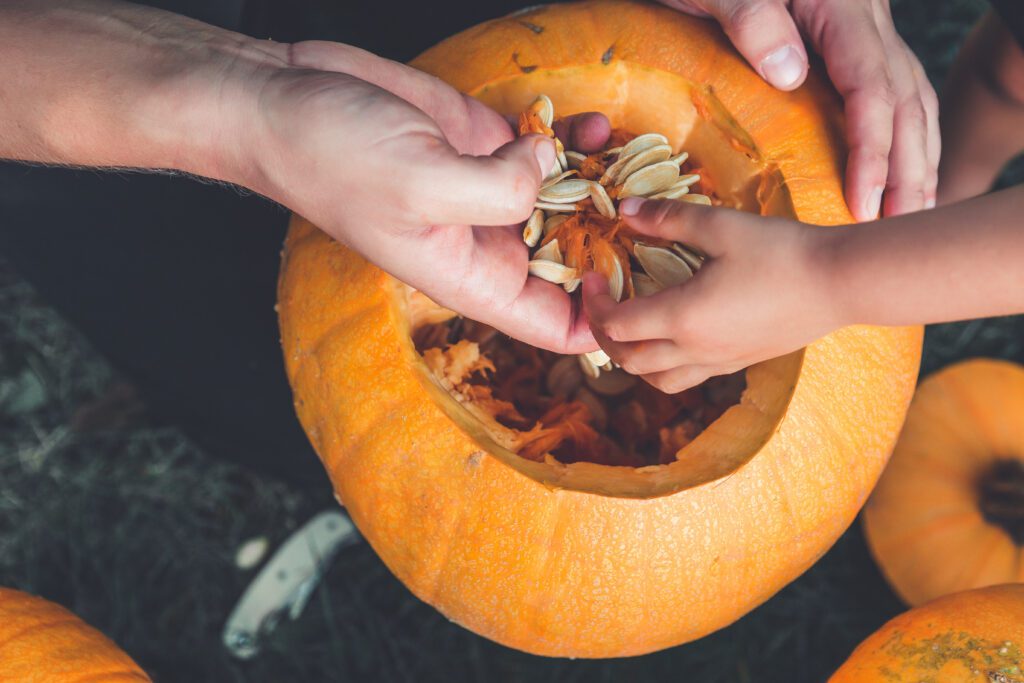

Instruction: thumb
[700,0,808,91]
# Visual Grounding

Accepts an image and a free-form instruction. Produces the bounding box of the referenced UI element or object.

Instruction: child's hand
[582,197,844,393]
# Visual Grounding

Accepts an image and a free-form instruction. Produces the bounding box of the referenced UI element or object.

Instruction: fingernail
[620,197,646,216]
[864,185,884,220]
[924,197,936,210]
[533,138,555,177]
[760,45,804,90]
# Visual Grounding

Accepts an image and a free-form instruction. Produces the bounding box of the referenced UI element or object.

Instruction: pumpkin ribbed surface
[865,358,1024,606]
[277,0,922,657]
[830,584,1024,682]
[0,588,149,682]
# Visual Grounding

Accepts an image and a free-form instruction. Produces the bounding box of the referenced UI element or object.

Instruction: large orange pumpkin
[0,588,149,681]
[865,358,1024,606]
[830,584,1024,682]
[277,0,923,657]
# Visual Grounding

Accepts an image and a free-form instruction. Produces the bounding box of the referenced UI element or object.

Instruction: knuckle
[602,320,628,343]
[500,169,540,221]
[723,0,780,32]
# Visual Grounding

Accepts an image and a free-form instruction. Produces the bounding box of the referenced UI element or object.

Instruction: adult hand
[657,0,939,220]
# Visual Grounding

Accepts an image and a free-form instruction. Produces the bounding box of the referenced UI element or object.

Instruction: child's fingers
[641,365,715,395]
[619,198,728,256]
[908,52,941,208]
[582,272,682,343]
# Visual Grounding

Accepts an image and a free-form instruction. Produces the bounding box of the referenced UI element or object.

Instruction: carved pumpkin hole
[980,459,1024,545]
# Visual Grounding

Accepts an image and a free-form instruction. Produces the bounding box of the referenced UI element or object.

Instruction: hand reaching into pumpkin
[0,0,611,354]
[583,189,1024,392]
[657,0,939,221]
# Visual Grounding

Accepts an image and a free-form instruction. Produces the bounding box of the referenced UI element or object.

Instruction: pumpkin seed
[619,161,680,198]
[585,367,638,396]
[523,209,544,247]
[541,169,578,189]
[599,150,640,186]
[634,243,694,288]
[680,193,712,206]
[621,133,669,158]
[648,185,690,200]
[578,353,601,379]
[669,151,689,167]
[631,272,663,297]
[677,173,701,188]
[672,243,704,271]
[533,238,562,263]
[564,150,587,169]
[589,182,616,219]
[538,179,592,204]
[564,278,581,293]
[544,213,570,235]
[573,387,608,429]
[604,146,623,156]
[607,253,625,302]
[615,144,673,182]
[585,349,611,368]
[547,355,583,398]
[535,94,554,128]
[528,259,578,284]
[534,201,577,213]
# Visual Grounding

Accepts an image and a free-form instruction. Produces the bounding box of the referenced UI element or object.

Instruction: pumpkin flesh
[277,0,923,657]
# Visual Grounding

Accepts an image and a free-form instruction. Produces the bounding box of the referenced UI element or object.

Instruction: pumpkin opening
[400,68,804,497]
[980,459,1024,546]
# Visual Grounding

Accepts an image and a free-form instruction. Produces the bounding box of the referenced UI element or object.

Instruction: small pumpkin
[865,358,1024,606]
[830,584,1024,683]
[278,0,922,657]
[0,587,149,681]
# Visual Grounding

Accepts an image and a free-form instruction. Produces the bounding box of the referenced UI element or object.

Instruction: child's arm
[582,191,1024,393]
[939,11,1024,204]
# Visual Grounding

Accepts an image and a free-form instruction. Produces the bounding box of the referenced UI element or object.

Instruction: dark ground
[2,1,1024,681]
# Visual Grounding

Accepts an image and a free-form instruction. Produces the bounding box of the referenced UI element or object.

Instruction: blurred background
[2,0,1023,681]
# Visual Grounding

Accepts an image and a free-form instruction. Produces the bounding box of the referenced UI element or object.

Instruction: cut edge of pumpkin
[388,68,807,498]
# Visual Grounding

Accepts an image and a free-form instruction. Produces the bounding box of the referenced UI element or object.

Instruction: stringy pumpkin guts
[413,95,741,468]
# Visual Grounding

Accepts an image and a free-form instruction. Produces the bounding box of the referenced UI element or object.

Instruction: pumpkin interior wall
[407,66,801,476]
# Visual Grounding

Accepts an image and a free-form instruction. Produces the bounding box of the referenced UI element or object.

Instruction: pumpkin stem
[980,459,1024,545]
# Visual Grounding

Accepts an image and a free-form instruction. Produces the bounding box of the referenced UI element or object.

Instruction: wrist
[807,223,859,330]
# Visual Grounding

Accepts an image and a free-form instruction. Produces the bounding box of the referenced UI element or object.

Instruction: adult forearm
[0,0,287,183]
[829,185,1024,327]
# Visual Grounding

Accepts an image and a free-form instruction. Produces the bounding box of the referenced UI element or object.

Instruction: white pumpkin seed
[541,169,578,189]
[672,243,704,271]
[563,278,581,293]
[578,353,601,379]
[680,193,712,206]
[544,213,570,235]
[585,349,611,368]
[535,94,554,128]
[534,201,578,213]
[533,238,562,263]
[668,151,689,167]
[677,173,701,188]
[648,185,690,200]
[588,182,616,219]
[585,367,638,396]
[547,355,583,398]
[538,179,592,204]
[619,161,680,198]
[634,243,694,288]
[599,150,640,186]
[604,146,623,156]
[615,144,673,181]
[608,254,625,302]
[564,150,587,169]
[522,209,544,247]
[621,133,669,158]
[631,272,663,297]
[528,259,578,284]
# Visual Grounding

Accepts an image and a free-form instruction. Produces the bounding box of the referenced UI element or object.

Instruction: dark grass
[2,1,1023,681]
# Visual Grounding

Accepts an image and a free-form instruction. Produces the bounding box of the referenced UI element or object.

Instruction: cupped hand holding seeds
[254,44,616,354]
[658,0,939,220]
[582,199,840,393]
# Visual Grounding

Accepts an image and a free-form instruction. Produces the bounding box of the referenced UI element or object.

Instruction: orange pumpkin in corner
[865,358,1024,606]
[277,0,923,657]
[830,584,1024,683]
[0,587,150,681]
